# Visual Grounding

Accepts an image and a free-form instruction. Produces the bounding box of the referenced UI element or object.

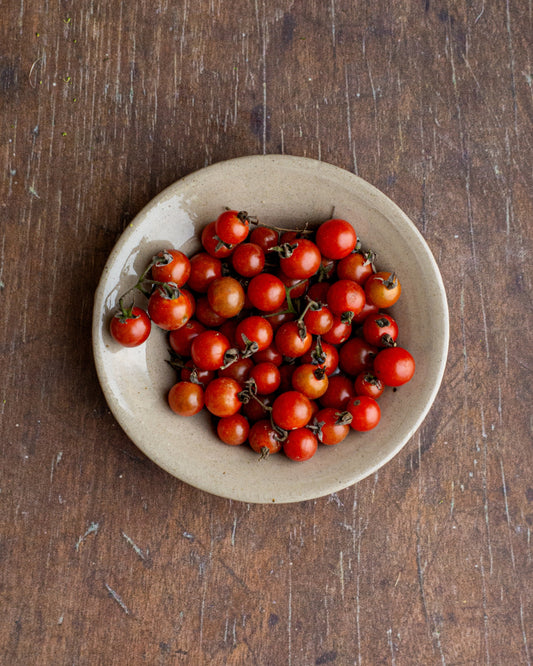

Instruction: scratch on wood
[500,459,516,570]
[481,433,494,575]
[104,583,131,615]
[50,451,63,483]
[231,515,237,547]
[121,531,149,561]
[519,595,532,665]
[344,64,358,175]
[505,0,519,138]
[387,627,397,666]
[75,521,99,551]
[479,556,491,663]
[338,551,345,601]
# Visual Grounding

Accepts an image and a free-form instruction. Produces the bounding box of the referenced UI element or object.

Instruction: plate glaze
[92,155,449,503]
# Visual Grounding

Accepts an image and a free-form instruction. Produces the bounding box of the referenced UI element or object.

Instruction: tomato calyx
[362,249,377,268]
[313,366,327,381]
[268,242,298,259]
[214,235,234,253]
[153,250,175,267]
[334,410,353,426]
[383,272,399,290]
[380,334,397,348]
[340,311,355,325]
[308,419,325,439]
[221,347,240,369]
[237,378,259,404]
[309,336,326,366]
[154,282,182,300]
[115,298,140,323]
[363,373,382,386]
[239,333,260,358]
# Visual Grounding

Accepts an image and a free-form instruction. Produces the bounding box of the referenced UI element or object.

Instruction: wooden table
[2,2,531,664]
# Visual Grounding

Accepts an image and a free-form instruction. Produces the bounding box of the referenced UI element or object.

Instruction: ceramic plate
[92,155,449,503]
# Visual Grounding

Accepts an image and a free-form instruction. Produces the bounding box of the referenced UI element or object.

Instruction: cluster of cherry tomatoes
[109,209,415,462]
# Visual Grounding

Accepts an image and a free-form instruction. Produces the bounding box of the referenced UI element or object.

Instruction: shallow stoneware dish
[92,155,449,504]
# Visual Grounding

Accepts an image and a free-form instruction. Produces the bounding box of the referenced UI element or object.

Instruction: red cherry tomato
[252,343,283,367]
[303,304,334,336]
[249,362,281,394]
[336,251,374,285]
[322,315,352,344]
[242,394,275,422]
[217,414,250,446]
[315,219,357,259]
[204,377,243,417]
[353,372,385,399]
[235,316,273,353]
[291,363,329,400]
[275,321,313,358]
[207,277,245,319]
[231,242,265,277]
[327,279,366,318]
[373,347,415,386]
[215,210,250,245]
[339,337,378,376]
[319,374,355,409]
[364,271,401,308]
[314,408,352,445]
[201,221,235,258]
[283,428,318,461]
[346,396,381,431]
[110,306,151,347]
[168,381,204,416]
[169,320,206,356]
[247,273,286,312]
[249,419,282,456]
[180,361,215,387]
[195,296,227,328]
[271,391,313,430]
[190,330,231,371]
[249,226,279,253]
[279,239,321,279]
[187,252,223,292]
[151,249,191,287]
[218,357,254,384]
[148,286,193,331]
[362,312,399,347]
[301,340,339,376]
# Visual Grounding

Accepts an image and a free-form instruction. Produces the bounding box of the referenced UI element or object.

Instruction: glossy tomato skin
[275,321,313,358]
[364,271,402,308]
[307,281,330,304]
[201,221,235,258]
[180,361,215,387]
[190,330,231,371]
[327,279,366,318]
[351,300,380,325]
[242,393,274,422]
[291,363,329,400]
[279,239,322,279]
[187,252,223,292]
[322,315,352,345]
[110,307,151,347]
[252,343,283,367]
[151,249,191,287]
[204,377,243,417]
[319,374,354,409]
[339,337,378,376]
[353,372,385,399]
[303,304,334,336]
[316,219,357,260]
[215,210,250,245]
[346,396,381,431]
[207,277,245,319]
[249,419,282,455]
[231,242,265,277]
[235,316,273,352]
[362,312,399,347]
[218,357,254,384]
[373,347,415,386]
[195,296,227,328]
[247,274,286,312]
[277,271,309,299]
[337,251,374,285]
[301,340,339,376]
[249,226,279,253]
[148,287,193,331]
[314,407,352,445]
[283,428,318,461]
[271,391,313,430]
[168,381,204,416]
[217,413,250,446]
[169,320,206,356]
[249,362,281,394]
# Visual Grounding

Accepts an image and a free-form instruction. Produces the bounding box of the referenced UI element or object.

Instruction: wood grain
[1,1,532,664]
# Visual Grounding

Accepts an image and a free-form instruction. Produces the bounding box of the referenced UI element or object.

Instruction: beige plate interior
[92,155,449,504]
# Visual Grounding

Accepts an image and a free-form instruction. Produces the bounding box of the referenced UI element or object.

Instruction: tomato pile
[109,210,415,461]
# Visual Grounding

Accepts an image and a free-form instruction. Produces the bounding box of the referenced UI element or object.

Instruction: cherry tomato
[110,306,151,347]
[301,340,339,376]
[336,251,374,285]
[373,347,415,386]
[277,272,309,299]
[201,221,235,258]
[169,320,206,356]
[204,377,243,417]
[362,312,399,347]
[353,372,385,399]
[322,315,351,345]
[207,276,245,319]
[215,210,250,245]
[249,419,282,456]
[346,396,381,431]
[303,304,334,336]
[307,282,330,303]
[314,408,352,445]
[316,219,357,259]
[352,300,380,325]
[278,363,297,392]
[266,308,296,331]
[275,321,313,358]
[339,337,378,376]
[187,252,223,292]
[279,239,321,279]
[291,363,329,400]
[364,271,401,308]
[151,249,191,287]
[148,286,193,331]
[231,242,265,277]
[168,381,204,416]
[283,428,318,461]
[242,394,274,422]
[247,273,286,312]
[249,226,279,253]
[271,391,313,430]
[249,362,281,394]
[218,357,254,384]
[190,330,231,371]
[217,414,250,446]
[195,296,227,328]
[319,374,355,409]
[327,279,366,319]
[180,361,215,387]
[235,316,273,353]
[252,343,283,366]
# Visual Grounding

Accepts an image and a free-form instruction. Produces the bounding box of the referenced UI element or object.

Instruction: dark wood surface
[1,1,532,664]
